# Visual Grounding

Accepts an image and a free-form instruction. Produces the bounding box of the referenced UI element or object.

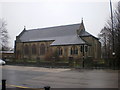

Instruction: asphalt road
[1,65,118,89]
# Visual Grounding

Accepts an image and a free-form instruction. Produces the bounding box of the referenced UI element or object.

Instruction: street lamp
[112,52,116,69]
[112,52,115,56]
[80,44,85,68]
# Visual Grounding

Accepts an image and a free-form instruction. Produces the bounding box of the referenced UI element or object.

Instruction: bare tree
[98,26,112,59]
[0,19,9,51]
[114,2,120,68]
[99,1,120,68]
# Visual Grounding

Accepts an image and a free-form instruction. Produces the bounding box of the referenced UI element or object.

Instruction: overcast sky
[0,0,118,48]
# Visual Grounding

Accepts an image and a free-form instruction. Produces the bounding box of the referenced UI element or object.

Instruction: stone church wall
[15,41,92,61]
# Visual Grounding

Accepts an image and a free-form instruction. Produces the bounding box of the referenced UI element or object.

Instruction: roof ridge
[27,23,81,31]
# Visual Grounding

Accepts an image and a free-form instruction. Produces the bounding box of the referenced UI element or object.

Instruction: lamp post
[112,52,115,69]
[82,45,85,68]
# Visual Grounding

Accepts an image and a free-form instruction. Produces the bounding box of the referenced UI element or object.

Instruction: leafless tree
[0,19,9,51]
[98,26,112,59]
[99,1,120,68]
[114,2,120,66]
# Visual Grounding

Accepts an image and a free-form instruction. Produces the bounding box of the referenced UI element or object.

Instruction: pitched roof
[17,23,96,46]
[50,35,86,46]
[79,30,92,36]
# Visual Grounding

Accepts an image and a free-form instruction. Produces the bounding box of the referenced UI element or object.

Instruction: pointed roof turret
[81,18,83,23]
[79,18,85,31]
[76,18,85,35]
[76,19,93,37]
[24,26,26,31]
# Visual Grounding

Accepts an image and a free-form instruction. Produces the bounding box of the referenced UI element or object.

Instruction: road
[0,65,118,89]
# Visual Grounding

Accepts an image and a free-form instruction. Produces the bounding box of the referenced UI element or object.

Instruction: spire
[81,17,83,24]
[24,26,26,30]
[76,18,85,35]
[80,18,85,30]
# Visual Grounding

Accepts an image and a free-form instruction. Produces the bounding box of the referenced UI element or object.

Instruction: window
[32,44,36,55]
[80,45,84,52]
[85,46,88,52]
[58,48,63,55]
[24,45,29,55]
[74,47,78,54]
[40,44,45,55]
[70,48,73,55]
[70,46,78,55]
[80,45,88,52]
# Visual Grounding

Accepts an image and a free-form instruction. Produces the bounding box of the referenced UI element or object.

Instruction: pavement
[0,65,119,89]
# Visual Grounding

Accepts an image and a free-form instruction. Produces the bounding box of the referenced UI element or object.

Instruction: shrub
[44,49,60,62]
[44,51,53,61]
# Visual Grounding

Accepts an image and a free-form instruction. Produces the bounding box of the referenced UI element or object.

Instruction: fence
[5,58,119,69]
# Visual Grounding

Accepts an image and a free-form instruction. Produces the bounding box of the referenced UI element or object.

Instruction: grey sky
[0,0,118,48]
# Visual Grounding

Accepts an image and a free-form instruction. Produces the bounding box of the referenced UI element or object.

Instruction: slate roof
[79,30,92,36]
[17,23,96,46]
[50,35,86,46]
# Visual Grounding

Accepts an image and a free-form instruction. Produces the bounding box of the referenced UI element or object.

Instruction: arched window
[80,45,88,52]
[85,45,88,52]
[58,48,62,55]
[70,46,78,55]
[40,44,45,55]
[74,47,78,54]
[80,45,84,52]
[32,44,36,55]
[70,48,73,55]
[24,45,29,55]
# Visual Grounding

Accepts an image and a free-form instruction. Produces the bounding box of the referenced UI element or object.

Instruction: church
[14,19,101,61]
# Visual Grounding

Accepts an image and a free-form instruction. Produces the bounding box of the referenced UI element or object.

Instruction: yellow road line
[0,83,44,90]
[7,84,30,88]
[0,83,30,88]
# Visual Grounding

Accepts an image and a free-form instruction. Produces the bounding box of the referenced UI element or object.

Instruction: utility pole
[110,0,115,55]
[110,0,115,69]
